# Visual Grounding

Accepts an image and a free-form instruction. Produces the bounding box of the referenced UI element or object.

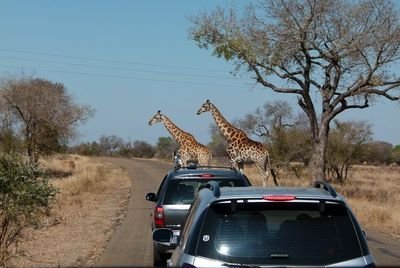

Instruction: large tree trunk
[309,121,329,182]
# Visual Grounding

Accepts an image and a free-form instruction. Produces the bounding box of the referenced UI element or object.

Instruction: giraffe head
[196,99,212,115]
[148,110,163,126]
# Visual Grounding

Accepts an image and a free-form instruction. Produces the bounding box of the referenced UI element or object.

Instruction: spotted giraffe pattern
[197,100,277,186]
[148,110,212,166]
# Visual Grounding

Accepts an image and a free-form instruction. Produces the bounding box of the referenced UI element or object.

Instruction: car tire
[153,245,166,267]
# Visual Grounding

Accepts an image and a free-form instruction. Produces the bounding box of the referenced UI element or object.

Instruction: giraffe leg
[237,160,244,174]
[206,151,212,166]
[198,153,208,166]
[197,155,203,166]
[227,147,241,171]
[255,162,269,187]
[229,155,241,172]
[271,168,279,186]
[229,158,237,169]
[178,150,189,167]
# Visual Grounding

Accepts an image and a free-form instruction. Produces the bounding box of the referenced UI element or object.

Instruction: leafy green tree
[189,0,400,181]
[155,136,178,160]
[0,128,21,154]
[207,124,228,159]
[0,153,56,265]
[392,145,400,163]
[326,120,372,182]
[236,101,311,179]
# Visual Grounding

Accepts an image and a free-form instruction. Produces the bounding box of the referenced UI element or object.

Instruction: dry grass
[7,156,398,266]
[9,154,131,268]
[242,163,400,239]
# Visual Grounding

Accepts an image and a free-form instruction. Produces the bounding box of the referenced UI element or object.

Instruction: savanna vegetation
[0,72,398,266]
[0,76,93,266]
[0,153,56,266]
[243,163,400,239]
[8,154,130,267]
[70,100,400,178]
[1,0,400,265]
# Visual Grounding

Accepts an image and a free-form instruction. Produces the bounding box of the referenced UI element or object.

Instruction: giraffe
[148,110,212,167]
[197,100,277,186]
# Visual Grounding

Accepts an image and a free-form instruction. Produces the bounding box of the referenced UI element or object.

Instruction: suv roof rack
[196,165,237,170]
[313,180,338,198]
[174,165,238,171]
[172,153,239,172]
[205,181,221,198]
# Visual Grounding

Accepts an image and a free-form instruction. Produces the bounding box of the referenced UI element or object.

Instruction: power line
[0,55,239,81]
[0,48,231,73]
[0,64,252,88]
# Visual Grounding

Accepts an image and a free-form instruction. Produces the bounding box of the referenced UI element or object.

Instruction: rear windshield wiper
[222,263,260,268]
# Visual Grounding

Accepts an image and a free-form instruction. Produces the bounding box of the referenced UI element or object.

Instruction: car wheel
[153,245,166,267]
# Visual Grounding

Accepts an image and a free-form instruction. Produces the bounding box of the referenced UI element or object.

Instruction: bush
[0,153,56,266]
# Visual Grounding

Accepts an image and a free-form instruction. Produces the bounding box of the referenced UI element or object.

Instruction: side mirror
[146,192,157,202]
[153,228,174,243]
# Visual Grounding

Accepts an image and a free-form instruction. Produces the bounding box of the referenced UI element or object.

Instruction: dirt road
[96,158,400,267]
[96,158,171,267]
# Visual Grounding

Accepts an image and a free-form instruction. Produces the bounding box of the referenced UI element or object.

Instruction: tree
[392,145,400,163]
[99,135,125,156]
[236,100,311,178]
[207,124,229,159]
[234,101,309,161]
[0,77,94,162]
[155,136,178,160]
[189,0,400,181]
[0,153,56,265]
[326,120,372,182]
[130,140,155,158]
[0,97,21,154]
[70,141,102,156]
[363,141,393,164]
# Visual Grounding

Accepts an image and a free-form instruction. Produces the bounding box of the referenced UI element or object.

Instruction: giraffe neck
[161,115,190,145]
[209,103,241,141]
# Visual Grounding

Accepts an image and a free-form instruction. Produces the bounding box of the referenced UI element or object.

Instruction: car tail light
[263,195,296,201]
[200,173,214,178]
[181,263,196,268]
[154,206,164,227]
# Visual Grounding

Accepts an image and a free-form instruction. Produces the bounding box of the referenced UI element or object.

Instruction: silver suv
[146,164,251,266]
[153,181,375,267]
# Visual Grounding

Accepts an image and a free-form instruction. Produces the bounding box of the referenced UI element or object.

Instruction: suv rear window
[163,179,246,205]
[196,201,363,265]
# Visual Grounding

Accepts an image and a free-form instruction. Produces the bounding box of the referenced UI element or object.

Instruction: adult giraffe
[197,100,277,186]
[148,110,212,167]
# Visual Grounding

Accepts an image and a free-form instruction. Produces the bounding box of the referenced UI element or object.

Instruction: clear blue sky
[0,1,399,146]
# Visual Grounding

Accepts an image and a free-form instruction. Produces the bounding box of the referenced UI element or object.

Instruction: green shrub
[0,153,56,266]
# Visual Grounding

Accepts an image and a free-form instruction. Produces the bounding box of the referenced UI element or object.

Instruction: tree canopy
[189,0,400,180]
[0,76,94,162]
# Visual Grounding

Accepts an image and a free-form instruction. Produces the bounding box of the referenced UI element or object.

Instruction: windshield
[196,201,363,265]
[163,179,246,205]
